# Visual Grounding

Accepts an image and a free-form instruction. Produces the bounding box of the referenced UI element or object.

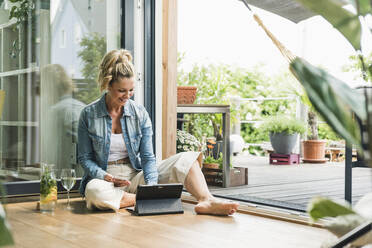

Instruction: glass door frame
[4,0,156,197]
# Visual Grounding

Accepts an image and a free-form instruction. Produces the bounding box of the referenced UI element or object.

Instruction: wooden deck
[5,198,333,248]
[209,154,372,209]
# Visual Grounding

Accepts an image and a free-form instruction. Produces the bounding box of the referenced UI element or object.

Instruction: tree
[75,32,106,104]
[343,52,372,83]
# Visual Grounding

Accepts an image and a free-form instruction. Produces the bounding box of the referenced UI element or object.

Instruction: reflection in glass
[41,64,85,177]
[1,0,122,188]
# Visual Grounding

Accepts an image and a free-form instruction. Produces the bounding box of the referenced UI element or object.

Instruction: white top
[108,133,128,162]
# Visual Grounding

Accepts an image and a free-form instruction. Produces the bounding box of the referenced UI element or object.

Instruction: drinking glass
[60,169,76,210]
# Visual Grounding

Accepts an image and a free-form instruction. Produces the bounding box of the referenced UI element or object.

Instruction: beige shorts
[85,151,202,211]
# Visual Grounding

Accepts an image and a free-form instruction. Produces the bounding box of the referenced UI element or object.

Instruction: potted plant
[177,56,238,146]
[203,152,223,170]
[301,95,328,163]
[261,116,306,154]
[289,0,372,245]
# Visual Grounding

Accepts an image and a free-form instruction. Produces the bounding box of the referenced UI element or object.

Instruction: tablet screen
[136,183,183,200]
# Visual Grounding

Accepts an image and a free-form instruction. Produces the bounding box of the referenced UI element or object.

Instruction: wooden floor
[4,198,333,248]
[210,154,372,209]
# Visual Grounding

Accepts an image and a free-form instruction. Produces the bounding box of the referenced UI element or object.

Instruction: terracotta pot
[202,163,220,170]
[302,140,327,163]
[177,86,197,104]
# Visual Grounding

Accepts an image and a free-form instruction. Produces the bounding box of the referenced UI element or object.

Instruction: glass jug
[40,163,57,212]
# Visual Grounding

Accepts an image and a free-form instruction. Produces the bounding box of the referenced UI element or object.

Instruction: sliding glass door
[0,0,151,196]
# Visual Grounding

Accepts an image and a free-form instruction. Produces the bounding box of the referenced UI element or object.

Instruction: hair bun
[98,49,135,92]
[118,49,132,63]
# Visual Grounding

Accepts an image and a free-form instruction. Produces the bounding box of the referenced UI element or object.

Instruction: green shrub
[177,55,304,155]
[261,116,306,135]
[318,122,342,141]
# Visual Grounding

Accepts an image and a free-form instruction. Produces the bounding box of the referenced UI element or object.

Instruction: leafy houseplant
[0,85,13,246]
[0,184,14,246]
[288,0,372,246]
[176,129,201,153]
[261,116,306,154]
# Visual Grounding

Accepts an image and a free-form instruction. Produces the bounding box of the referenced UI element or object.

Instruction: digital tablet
[134,183,184,216]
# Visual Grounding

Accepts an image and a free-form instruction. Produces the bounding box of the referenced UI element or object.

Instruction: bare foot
[120,192,136,208]
[195,199,239,216]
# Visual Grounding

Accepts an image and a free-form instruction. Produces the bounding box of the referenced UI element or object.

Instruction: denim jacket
[77,93,158,195]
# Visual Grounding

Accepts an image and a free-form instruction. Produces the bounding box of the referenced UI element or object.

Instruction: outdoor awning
[240,0,316,23]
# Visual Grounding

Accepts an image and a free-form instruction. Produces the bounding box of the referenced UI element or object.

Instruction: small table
[177,104,231,187]
[325,147,344,162]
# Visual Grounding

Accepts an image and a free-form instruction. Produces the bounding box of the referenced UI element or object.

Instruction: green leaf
[290,57,364,147]
[295,0,362,51]
[0,209,14,246]
[307,197,356,221]
[357,0,372,15]
[261,116,307,135]
[9,6,16,19]
[0,185,13,246]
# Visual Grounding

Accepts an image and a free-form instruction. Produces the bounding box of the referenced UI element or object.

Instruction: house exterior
[51,0,106,79]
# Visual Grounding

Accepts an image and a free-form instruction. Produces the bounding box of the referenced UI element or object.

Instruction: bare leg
[120,192,136,208]
[184,160,239,215]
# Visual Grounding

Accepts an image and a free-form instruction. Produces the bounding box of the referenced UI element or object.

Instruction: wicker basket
[177,86,197,104]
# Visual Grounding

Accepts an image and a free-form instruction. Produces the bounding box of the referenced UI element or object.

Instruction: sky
[50,0,372,86]
[177,0,372,86]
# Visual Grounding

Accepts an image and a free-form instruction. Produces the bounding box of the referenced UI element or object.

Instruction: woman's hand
[104,174,114,182]
[113,178,131,187]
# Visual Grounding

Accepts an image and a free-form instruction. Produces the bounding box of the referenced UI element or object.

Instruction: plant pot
[302,140,327,163]
[202,163,220,170]
[270,132,298,154]
[202,165,248,187]
[177,86,197,104]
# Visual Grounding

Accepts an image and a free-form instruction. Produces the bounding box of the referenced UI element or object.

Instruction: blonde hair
[98,49,135,92]
[41,64,75,104]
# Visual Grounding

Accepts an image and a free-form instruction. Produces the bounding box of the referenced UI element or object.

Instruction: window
[60,29,66,48]
[74,23,81,44]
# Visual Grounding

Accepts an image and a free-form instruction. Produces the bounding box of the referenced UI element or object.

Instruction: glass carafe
[40,163,57,212]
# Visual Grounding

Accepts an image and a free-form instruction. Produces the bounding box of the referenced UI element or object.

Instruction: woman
[42,64,85,176]
[78,49,239,215]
